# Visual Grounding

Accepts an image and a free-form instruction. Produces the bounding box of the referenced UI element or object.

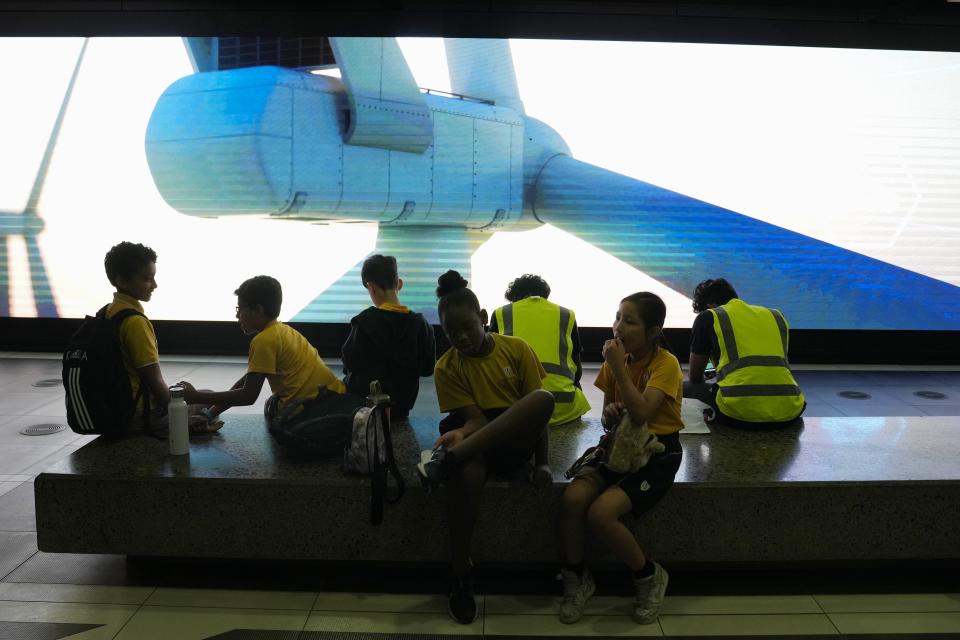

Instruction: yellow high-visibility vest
[711,299,805,422]
[493,297,591,425]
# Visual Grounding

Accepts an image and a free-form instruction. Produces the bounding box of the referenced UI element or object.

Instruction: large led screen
[2,37,959,329]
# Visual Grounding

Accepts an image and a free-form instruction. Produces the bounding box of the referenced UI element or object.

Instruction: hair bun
[436,270,468,298]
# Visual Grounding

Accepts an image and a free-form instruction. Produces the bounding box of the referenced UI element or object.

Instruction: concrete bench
[34,414,960,564]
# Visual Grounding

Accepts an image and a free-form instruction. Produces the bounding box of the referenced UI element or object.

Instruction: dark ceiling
[1,1,960,50]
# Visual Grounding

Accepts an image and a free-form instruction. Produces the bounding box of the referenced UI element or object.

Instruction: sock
[633,561,655,580]
[565,562,585,578]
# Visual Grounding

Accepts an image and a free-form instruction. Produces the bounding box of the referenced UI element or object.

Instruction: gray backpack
[344,381,405,525]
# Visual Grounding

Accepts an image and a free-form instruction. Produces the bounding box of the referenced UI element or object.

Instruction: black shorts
[582,433,682,516]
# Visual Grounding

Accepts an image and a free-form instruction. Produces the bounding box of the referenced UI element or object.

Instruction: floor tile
[3,552,133,586]
[0,582,154,605]
[0,415,78,447]
[0,393,60,415]
[0,475,31,483]
[0,532,37,582]
[312,592,450,614]
[829,611,960,634]
[305,610,483,635]
[146,587,316,610]
[918,405,960,416]
[0,483,36,532]
[484,612,662,636]
[832,403,927,417]
[0,482,20,499]
[26,397,68,417]
[815,593,960,613]
[114,605,306,640]
[20,443,88,478]
[884,387,959,405]
[660,595,822,615]
[0,600,138,640]
[659,613,837,635]
[0,444,63,476]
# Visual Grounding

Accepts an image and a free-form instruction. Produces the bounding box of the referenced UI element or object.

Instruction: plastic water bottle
[168,385,189,456]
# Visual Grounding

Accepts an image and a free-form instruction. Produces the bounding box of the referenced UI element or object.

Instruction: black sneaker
[417,446,451,491]
[447,567,477,624]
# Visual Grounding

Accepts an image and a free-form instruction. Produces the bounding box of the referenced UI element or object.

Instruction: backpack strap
[380,408,405,505]
[105,306,160,438]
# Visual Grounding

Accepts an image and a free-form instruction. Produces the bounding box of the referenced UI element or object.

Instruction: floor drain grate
[914,390,947,400]
[20,423,66,436]
[837,390,871,400]
[32,378,62,388]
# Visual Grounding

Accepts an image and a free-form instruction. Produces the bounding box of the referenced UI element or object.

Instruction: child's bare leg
[450,389,554,461]
[586,487,647,570]
[561,477,603,565]
[447,456,487,574]
[530,430,552,486]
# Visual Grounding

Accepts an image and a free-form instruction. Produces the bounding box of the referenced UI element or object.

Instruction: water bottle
[168,385,189,456]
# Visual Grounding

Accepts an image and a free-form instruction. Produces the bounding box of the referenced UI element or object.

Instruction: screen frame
[2,4,958,363]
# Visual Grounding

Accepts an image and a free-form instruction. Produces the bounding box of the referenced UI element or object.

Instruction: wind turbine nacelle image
[144,65,559,230]
[142,39,960,328]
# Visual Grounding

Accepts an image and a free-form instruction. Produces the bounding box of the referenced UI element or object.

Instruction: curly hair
[692,278,738,313]
[504,274,550,302]
[104,242,157,287]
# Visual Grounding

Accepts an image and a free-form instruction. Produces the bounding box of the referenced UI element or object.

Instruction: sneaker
[448,567,477,624]
[417,446,450,491]
[558,567,595,624]
[632,561,668,624]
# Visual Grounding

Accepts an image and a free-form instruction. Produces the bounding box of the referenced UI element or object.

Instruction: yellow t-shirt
[378,302,410,313]
[248,320,345,406]
[595,347,683,435]
[434,333,546,413]
[105,292,158,410]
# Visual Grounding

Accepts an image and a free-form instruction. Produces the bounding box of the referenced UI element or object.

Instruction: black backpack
[265,386,366,457]
[63,305,148,434]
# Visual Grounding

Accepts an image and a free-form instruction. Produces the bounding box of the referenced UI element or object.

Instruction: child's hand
[433,428,466,450]
[601,402,625,429]
[602,338,627,368]
[178,381,197,403]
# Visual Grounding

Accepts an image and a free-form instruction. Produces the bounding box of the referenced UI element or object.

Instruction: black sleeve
[489,312,499,334]
[690,311,714,356]
[341,317,363,377]
[418,316,437,377]
[571,320,583,388]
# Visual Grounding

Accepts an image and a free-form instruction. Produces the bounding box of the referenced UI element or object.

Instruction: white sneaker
[632,561,668,624]
[558,567,595,624]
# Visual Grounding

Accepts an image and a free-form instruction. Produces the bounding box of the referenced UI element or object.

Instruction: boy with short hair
[181,275,344,416]
[103,241,221,433]
[103,241,169,424]
[341,254,436,422]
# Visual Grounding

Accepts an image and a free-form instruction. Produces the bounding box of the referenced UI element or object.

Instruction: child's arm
[341,322,361,375]
[602,339,666,425]
[137,363,171,409]
[180,373,266,409]
[432,404,488,449]
[418,318,437,376]
[687,352,710,383]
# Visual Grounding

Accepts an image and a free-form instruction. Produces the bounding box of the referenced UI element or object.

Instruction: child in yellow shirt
[559,292,683,626]
[417,270,555,625]
[181,276,344,416]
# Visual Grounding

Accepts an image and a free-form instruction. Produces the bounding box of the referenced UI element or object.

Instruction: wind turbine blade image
[0,38,86,317]
[533,155,960,330]
[292,225,488,323]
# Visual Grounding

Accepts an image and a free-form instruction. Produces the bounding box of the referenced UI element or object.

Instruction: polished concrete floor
[1,353,959,638]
